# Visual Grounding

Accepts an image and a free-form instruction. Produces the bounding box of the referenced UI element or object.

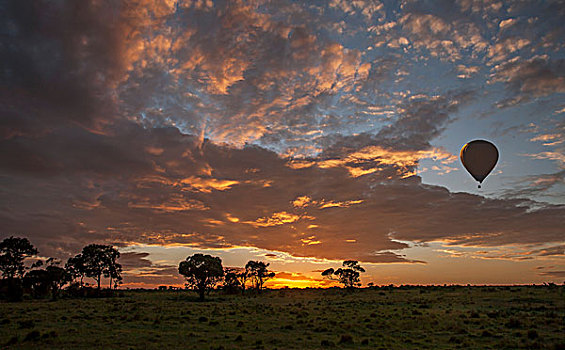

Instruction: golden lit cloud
[317,145,456,177]
[244,211,302,228]
[179,176,239,193]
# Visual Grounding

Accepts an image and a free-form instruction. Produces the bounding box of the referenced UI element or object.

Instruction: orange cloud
[244,211,302,228]
[317,145,456,177]
[128,194,208,212]
[179,176,239,193]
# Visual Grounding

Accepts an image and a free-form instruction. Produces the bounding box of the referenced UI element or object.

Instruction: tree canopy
[322,260,365,289]
[74,244,122,290]
[0,236,38,279]
[178,253,224,300]
[245,260,275,293]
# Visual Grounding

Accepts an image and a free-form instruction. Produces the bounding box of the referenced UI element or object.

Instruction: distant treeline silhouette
[0,236,283,302]
[0,236,122,301]
[1,236,561,303]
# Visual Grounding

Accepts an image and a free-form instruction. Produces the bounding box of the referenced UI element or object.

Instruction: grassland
[1,286,563,349]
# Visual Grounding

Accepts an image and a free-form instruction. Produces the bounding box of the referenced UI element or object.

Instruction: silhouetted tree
[236,268,250,295]
[321,260,365,289]
[24,269,51,298]
[24,258,71,299]
[46,265,71,299]
[65,254,86,286]
[0,236,38,279]
[0,277,23,301]
[102,248,122,289]
[178,254,224,301]
[223,267,242,294]
[78,244,122,290]
[225,266,250,295]
[245,260,275,293]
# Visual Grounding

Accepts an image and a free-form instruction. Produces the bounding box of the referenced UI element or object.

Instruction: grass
[1,286,563,349]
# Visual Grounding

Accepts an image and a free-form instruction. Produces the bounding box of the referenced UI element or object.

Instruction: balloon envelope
[460,140,498,183]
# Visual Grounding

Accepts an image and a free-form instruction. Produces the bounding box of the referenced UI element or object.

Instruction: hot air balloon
[460,140,498,188]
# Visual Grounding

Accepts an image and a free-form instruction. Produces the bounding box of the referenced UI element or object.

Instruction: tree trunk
[97,274,101,290]
[198,288,205,301]
[51,285,58,301]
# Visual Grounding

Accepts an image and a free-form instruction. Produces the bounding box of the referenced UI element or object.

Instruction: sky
[1,0,564,288]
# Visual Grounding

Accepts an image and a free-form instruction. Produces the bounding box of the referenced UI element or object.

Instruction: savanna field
[1,286,563,349]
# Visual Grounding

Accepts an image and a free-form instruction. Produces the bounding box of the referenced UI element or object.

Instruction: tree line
[1,236,366,302]
[0,237,280,302]
[0,236,122,301]
[177,255,367,301]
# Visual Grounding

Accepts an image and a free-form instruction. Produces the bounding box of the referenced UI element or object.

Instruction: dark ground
[1,286,563,349]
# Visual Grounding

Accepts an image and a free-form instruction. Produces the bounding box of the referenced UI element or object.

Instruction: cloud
[530,134,564,146]
[0,0,158,139]
[446,244,565,261]
[537,270,565,278]
[118,250,184,287]
[119,252,153,268]
[500,170,565,201]
[397,5,488,62]
[2,123,564,265]
[528,245,565,257]
[492,56,565,107]
[117,0,376,151]
[121,265,184,287]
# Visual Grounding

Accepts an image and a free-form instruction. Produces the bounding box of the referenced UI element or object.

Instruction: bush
[0,278,24,302]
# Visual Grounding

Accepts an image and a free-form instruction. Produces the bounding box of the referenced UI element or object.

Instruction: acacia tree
[23,269,51,298]
[236,268,249,295]
[102,248,122,289]
[245,260,275,293]
[321,260,365,289]
[0,236,38,279]
[178,254,224,301]
[75,244,122,290]
[46,265,71,299]
[65,254,86,286]
[223,267,242,294]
